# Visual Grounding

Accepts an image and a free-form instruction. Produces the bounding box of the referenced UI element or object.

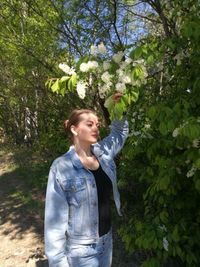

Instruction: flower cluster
[58,63,76,75]
[90,42,107,55]
[80,61,99,72]
[186,165,197,178]
[76,81,87,99]
[58,42,148,102]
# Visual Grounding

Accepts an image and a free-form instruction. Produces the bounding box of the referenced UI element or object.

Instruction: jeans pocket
[67,244,97,258]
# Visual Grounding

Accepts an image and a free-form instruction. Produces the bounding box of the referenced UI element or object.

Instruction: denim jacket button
[72,186,76,192]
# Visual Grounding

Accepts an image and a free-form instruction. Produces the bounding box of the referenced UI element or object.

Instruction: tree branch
[146,0,171,37]
[83,2,115,48]
[112,0,124,50]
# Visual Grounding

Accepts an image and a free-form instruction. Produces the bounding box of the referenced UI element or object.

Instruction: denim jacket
[44,117,129,267]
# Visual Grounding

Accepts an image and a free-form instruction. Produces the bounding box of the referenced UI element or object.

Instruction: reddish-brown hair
[64,109,97,142]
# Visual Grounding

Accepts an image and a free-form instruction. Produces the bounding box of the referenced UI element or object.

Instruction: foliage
[117,1,200,266]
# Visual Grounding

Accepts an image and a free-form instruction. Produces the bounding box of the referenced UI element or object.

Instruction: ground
[0,143,138,267]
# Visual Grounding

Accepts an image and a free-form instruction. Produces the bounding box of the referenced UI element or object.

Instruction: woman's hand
[112,92,123,103]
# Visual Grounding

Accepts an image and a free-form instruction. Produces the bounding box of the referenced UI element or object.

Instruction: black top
[90,165,112,236]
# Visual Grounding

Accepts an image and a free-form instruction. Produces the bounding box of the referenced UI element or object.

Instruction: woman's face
[72,113,100,144]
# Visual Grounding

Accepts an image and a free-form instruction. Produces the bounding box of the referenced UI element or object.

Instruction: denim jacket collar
[68,146,82,169]
[68,144,104,169]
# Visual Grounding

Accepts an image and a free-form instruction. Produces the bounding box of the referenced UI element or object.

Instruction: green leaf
[114,101,125,120]
[130,90,139,103]
[59,82,67,96]
[51,79,60,92]
[182,124,200,140]
[148,106,157,120]
[159,211,169,223]
[159,122,168,135]
[141,257,160,267]
[133,46,143,59]
[60,76,70,82]
[194,179,200,192]
[159,176,170,191]
[68,74,77,92]
[132,65,144,80]
[172,225,180,242]
[194,158,200,168]
[147,54,154,64]
[121,94,129,106]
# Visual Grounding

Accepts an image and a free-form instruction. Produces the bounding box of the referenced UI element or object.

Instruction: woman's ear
[70,125,78,136]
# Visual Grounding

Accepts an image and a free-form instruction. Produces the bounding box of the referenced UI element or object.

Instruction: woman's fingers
[112,92,123,102]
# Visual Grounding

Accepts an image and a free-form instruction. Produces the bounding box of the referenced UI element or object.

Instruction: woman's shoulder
[51,149,72,170]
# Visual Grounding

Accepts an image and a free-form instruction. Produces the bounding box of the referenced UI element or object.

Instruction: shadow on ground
[0,162,48,240]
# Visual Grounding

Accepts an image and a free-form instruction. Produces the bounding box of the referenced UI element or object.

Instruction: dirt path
[0,147,48,267]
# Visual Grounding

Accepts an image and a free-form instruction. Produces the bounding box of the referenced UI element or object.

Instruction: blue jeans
[67,230,113,267]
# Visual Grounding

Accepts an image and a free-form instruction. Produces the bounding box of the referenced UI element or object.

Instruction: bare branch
[83,2,115,47]
[112,0,124,50]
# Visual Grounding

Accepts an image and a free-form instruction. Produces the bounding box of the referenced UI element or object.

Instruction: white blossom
[112,51,124,64]
[101,71,113,83]
[159,224,167,232]
[120,74,132,84]
[172,128,179,137]
[68,67,76,75]
[98,89,106,99]
[186,166,197,178]
[103,61,111,71]
[116,69,124,79]
[87,60,99,69]
[142,66,148,78]
[132,112,137,117]
[115,82,126,93]
[132,130,141,136]
[88,73,93,86]
[163,237,169,251]
[120,61,129,70]
[80,63,89,72]
[132,59,145,66]
[76,81,87,99]
[98,83,111,99]
[192,139,200,148]
[144,124,151,129]
[125,57,132,64]
[98,42,107,54]
[59,63,76,75]
[90,45,97,55]
[80,61,98,72]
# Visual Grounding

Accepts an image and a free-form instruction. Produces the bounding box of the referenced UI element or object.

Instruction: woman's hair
[64,109,97,142]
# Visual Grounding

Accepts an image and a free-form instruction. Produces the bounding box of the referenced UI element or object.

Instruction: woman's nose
[93,126,99,133]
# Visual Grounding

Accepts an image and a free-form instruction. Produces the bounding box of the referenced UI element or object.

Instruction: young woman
[45,100,129,267]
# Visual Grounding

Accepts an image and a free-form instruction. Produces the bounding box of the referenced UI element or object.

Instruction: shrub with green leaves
[117,2,200,266]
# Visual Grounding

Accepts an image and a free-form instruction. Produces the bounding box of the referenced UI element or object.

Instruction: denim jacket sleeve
[44,167,69,267]
[94,116,129,159]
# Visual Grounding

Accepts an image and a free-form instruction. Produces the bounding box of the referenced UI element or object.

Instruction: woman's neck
[74,143,92,158]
